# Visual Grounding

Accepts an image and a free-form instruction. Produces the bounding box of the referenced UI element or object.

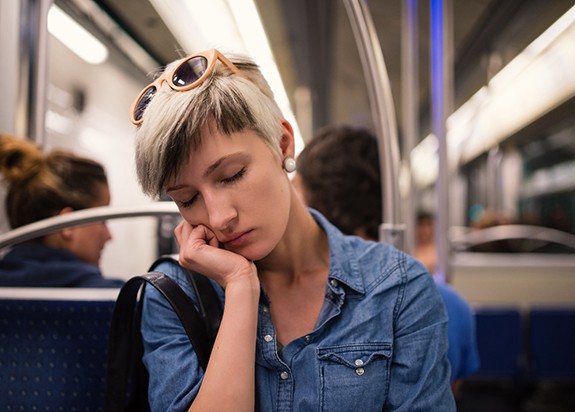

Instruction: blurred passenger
[295,124,480,398]
[415,210,438,273]
[414,210,480,396]
[0,133,123,287]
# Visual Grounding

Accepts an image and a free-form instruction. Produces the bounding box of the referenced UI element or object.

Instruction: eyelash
[179,167,246,209]
[222,167,246,184]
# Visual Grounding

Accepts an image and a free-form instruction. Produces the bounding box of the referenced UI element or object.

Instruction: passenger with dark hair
[293,125,381,240]
[415,210,437,273]
[0,133,123,288]
[131,49,454,411]
[295,124,480,398]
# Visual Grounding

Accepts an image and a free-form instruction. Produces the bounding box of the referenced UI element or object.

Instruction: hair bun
[0,134,43,184]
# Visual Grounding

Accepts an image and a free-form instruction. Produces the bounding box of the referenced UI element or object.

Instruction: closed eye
[178,168,245,208]
[222,167,246,184]
[180,194,198,208]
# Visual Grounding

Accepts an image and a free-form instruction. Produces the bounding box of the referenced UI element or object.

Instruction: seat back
[529,307,575,379]
[472,307,524,379]
[0,294,115,411]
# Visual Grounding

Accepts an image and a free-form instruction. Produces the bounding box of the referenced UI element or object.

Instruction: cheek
[248,170,291,238]
[77,226,107,248]
[246,164,289,211]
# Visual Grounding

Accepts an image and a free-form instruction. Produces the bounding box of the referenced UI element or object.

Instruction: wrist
[224,264,260,302]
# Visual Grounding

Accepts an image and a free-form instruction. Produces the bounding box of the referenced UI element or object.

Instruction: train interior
[1,0,575,410]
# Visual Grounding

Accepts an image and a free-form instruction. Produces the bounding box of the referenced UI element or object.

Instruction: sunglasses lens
[172,56,209,88]
[134,86,157,122]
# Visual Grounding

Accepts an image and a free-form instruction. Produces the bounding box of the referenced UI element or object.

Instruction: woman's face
[65,182,113,266]
[166,125,292,261]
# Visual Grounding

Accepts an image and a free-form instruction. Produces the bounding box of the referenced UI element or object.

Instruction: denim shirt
[141,209,455,411]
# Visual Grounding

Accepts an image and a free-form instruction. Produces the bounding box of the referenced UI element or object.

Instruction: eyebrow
[203,152,243,178]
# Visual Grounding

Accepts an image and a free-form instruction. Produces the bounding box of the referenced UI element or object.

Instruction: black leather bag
[104,256,222,412]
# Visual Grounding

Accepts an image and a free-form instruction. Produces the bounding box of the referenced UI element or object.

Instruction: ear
[279,120,295,158]
[57,207,75,241]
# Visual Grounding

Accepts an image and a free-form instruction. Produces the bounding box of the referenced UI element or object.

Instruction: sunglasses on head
[130,49,242,125]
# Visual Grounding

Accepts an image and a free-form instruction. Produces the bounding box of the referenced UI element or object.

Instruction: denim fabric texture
[141,209,456,411]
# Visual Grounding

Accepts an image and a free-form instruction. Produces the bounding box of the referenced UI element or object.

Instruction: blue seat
[471,307,523,379]
[529,308,575,379]
[0,298,115,411]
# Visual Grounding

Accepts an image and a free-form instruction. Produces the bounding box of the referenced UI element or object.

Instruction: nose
[102,222,113,242]
[203,191,237,232]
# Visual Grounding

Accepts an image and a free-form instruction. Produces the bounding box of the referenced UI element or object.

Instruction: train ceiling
[80,0,573,145]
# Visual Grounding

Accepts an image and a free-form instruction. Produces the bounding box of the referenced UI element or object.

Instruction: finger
[174,220,193,247]
[197,225,219,248]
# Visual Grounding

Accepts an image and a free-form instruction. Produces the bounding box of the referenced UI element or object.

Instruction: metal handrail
[0,202,180,249]
[450,224,575,252]
[343,0,405,249]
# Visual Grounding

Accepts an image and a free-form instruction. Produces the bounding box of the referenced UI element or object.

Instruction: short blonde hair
[134,52,285,199]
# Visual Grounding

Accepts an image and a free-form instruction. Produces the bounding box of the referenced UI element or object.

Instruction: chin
[233,244,272,262]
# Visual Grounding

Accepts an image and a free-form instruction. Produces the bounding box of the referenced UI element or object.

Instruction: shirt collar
[308,208,366,294]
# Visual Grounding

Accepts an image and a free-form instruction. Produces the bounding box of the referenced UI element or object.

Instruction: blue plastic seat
[529,308,575,380]
[0,298,115,411]
[471,307,523,379]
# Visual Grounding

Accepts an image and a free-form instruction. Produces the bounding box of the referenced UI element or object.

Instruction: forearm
[189,279,260,412]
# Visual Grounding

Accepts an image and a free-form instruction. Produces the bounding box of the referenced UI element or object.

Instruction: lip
[221,230,252,248]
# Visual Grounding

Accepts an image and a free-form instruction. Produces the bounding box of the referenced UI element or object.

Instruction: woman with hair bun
[0,133,123,287]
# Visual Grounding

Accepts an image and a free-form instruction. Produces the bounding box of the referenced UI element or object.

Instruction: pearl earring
[283,157,296,173]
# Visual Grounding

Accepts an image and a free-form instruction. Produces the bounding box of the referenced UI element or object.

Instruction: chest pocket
[317,342,391,411]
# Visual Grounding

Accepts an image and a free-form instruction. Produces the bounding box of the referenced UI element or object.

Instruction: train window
[452,117,575,254]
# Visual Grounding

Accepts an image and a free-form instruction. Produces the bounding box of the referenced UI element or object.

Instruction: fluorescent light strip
[47,5,108,65]
[412,4,575,185]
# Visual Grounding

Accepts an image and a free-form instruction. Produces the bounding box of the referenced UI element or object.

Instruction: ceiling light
[47,5,108,65]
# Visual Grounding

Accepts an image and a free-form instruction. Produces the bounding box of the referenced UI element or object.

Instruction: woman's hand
[174,221,257,290]
[176,220,260,412]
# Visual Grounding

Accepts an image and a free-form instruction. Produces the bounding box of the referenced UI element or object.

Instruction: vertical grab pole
[18,0,51,147]
[401,0,419,255]
[342,0,405,250]
[430,0,453,282]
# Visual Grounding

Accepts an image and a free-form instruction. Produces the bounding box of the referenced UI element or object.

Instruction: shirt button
[330,279,338,287]
[264,335,273,342]
[280,371,289,380]
[262,306,269,313]
[354,359,364,366]
[355,367,365,376]
[304,335,311,343]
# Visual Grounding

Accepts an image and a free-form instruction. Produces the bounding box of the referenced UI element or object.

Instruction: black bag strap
[150,256,223,342]
[105,271,213,412]
[140,272,213,368]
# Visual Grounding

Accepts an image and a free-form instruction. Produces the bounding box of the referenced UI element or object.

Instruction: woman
[133,49,455,411]
[0,134,123,287]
